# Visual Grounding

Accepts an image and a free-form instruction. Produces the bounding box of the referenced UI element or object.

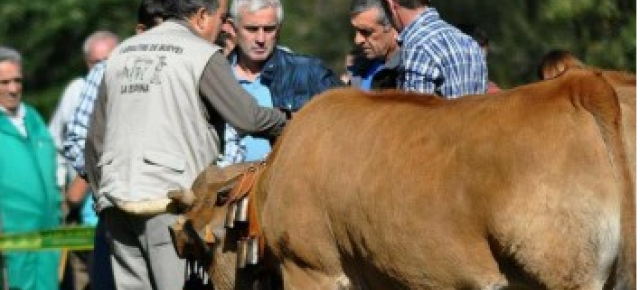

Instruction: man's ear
[135,24,147,34]
[194,7,209,30]
[223,19,237,36]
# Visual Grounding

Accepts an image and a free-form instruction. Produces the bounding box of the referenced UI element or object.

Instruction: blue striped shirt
[62,61,106,177]
[398,8,487,98]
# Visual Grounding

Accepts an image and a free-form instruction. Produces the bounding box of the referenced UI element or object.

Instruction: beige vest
[98,21,221,204]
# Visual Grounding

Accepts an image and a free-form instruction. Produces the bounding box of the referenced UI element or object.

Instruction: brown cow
[170,68,634,290]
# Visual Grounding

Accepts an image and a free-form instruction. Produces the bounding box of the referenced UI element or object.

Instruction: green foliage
[0,0,634,119]
[0,0,138,119]
[279,0,352,73]
[422,0,635,87]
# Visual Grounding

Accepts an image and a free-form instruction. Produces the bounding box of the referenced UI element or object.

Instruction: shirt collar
[0,103,26,119]
[229,53,264,83]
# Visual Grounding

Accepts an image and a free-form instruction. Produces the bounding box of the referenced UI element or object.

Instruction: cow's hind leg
[495,210,620,290]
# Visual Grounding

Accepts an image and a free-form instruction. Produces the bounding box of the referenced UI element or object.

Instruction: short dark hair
[383,0,430,9]
[350,0,391,27]
[165,0,219,19]
[138,0,170,28]
[379,0,430,24]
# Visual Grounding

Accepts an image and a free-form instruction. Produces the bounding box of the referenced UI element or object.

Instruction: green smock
[0,104,62,290]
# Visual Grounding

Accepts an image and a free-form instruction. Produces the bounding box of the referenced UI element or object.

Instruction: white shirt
[0,103,27,136]
[48,77,86,188]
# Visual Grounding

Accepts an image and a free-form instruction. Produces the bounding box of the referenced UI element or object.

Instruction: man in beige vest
[85,0,289,289]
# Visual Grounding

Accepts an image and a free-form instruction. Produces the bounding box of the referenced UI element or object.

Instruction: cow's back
[258,69,631,289]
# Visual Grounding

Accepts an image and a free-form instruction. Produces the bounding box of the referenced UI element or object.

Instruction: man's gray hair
[229,0,284,24]
[82,30,120,57]
[0,46,22,64]
[350,0,391,27]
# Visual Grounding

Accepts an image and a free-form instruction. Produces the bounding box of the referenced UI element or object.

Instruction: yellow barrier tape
[0,226,95,251]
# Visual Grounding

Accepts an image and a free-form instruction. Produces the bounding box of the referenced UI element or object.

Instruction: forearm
[66,175,89,206]
[199,52,287,136]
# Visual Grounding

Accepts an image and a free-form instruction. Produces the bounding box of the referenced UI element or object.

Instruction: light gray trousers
[103,208,186,290]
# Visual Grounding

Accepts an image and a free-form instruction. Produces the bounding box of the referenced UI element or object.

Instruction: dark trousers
[90,217,115,290]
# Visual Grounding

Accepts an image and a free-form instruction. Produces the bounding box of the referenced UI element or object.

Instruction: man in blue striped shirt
[381,0,487,98]
[63,61,104,178]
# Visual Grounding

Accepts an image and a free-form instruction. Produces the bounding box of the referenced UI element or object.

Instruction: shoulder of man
[270,47,329,70]
[23,104,53,136]
[23,103,43,119]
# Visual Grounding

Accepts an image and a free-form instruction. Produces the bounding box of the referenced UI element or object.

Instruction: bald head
[83,31,119,69]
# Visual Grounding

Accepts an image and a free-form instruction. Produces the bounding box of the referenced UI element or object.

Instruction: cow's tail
[573,69,635,290]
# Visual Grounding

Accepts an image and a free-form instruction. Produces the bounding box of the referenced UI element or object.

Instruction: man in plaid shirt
[63,61,105,178]
[382,0,487,98]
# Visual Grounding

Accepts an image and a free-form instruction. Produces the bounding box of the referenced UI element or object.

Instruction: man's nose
[255,30,266,43]
[354,33,366,46]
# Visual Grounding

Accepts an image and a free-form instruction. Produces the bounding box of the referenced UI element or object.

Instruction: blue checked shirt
[398,8,487,98]
[217,125,247,167]
[62,61,106,178]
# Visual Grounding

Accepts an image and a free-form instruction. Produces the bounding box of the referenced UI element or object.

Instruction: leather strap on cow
[228,162,265,202]
[226,162,267,265]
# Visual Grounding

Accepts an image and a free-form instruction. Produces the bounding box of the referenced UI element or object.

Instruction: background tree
[0,0,138,118]
[436,0,636,87]
[0,0,634,120]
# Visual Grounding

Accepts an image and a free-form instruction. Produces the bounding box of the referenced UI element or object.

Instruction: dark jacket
[349,52,400,90]
[257,47,343,111]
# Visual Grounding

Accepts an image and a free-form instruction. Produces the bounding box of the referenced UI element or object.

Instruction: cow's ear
[217,162,259,182]
[217,170,257,205]
[208,162,262,205]
[203,162,257,186]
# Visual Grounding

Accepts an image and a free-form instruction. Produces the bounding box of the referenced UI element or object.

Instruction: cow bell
[247,237,259,265]
[225,202,237,228]
[235,197,249,223]
[237,239,248,269]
